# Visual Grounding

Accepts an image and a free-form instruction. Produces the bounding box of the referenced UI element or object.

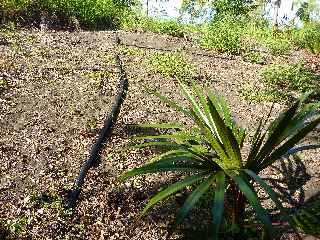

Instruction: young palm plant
[120,81,320,239]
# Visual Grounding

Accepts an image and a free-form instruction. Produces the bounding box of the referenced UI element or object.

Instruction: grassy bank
[0,0,133,28]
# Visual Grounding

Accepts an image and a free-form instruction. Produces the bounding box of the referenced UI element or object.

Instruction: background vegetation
[0,0,135,28]
[1,0,320,56]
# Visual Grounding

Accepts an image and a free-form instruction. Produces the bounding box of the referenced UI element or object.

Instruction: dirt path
[0,29,319,239]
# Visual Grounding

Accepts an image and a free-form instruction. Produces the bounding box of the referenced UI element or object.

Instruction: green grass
[86,70,112,89]
[118,46,145,57]
[0,79,9,93]
[147,52,197,81]
[2,217,29,238]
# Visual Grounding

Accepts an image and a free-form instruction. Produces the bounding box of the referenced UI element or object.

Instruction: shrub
[264,37,292,56]
[201,16,293,56]
[1,0,31,19]
[212,0,255,17]
[201,15,244,54]
[240,84,290,103]
[292,22,320,54]
[242,51,266,64]
[260,62,319,93]
[147,52,196,81]
[121,81,320,238]
[243,21,293,56]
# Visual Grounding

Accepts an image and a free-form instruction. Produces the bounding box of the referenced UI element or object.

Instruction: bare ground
[0,28,319,239]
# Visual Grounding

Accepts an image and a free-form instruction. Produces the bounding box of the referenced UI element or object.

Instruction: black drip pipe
[67,35,128,209]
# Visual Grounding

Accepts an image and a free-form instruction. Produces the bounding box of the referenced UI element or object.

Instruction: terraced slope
[0,28,319,239]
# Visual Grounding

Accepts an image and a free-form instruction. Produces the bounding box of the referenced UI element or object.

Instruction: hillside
[0,27,320,239]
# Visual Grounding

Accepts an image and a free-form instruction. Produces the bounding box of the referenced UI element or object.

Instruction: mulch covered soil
[0,28,319,239]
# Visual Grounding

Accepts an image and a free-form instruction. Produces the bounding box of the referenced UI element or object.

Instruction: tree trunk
[146,0,149,16]
[272,0,281,28]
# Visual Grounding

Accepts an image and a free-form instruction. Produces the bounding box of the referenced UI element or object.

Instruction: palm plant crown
[120,80,320,239]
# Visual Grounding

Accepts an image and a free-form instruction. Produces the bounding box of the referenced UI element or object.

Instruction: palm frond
[133,132,203,144]
[179,81,216,134]
[151,89,191,117]
[132,141,181,150]
[212,171,226,240]
[232,174,273,238]
[243,169,287,219]
[147,149,194,162]
[208,91,232,127]
[190,81,219,137]
[174,174,217,227]
[207,98,242,167]
[280,102,320,141]
[259,116,320,172]
[246,119,265,168]
[119,157,211,182]
[290,198,320,236]
[189,108,229,165]
[255,101,300,164]
[141,172,210,216]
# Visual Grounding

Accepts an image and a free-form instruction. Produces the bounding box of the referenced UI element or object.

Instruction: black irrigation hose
[67,36,128,209]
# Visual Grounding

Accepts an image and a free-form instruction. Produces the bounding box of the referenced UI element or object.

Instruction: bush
[243,20,293,56]
[201,15,244,54]
[264,37,292,56]
[201,16,293,56]
[1,0,31,17]
[242,51,266,64]
[292,22,320,54]
[121,81,320,238]
[260,62,319,93]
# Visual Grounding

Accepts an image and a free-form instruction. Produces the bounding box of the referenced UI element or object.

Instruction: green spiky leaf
[142,172,210,216]
[232,174,273,237]
[174,174,217,227]
[212,171,226,240]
